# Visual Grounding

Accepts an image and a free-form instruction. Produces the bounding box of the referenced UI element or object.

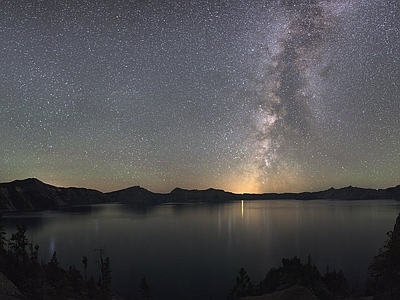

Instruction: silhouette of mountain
[0,178,109,211]
[242,185,400,201]
[106,186,237,204]
[166,187,237,203]
[0,178,399,211]
[106,185,163,205]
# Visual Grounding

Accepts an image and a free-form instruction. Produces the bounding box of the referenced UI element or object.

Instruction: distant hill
[107,186,238,205]
[242,185,400,201]
[0,178,399,211]
[106,185,163,205]
[0,178,109,211]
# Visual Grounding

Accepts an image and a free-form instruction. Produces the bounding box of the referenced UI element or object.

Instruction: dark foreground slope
[0,178,399,211]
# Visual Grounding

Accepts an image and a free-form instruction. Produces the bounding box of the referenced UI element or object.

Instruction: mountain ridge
[0,178,399,211]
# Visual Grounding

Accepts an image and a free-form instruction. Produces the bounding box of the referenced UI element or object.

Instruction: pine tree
[0,214,7,272]
[82,255,88,282]
[0,213,6,252]
[96,247,112,300]
[9,224,30,263]
[228,267,253,299]
[139,277,152,300]
[369,230,400,299]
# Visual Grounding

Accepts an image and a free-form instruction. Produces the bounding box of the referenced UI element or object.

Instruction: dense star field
[1,0,399,193]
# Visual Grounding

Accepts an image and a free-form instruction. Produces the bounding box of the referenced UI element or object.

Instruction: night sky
[1,0,399,193]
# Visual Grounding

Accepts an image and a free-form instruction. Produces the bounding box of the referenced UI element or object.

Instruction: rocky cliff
[106,186,238,204]
[1,178,399,211]
[243,185,400,201]
[0,178,109,211]
[0,273,27,300]
[393,213,400,237]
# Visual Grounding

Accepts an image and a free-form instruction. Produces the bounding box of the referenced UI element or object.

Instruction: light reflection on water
[2,200,400,300]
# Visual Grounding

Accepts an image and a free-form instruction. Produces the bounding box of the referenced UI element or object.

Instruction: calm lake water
[3,200,400,299]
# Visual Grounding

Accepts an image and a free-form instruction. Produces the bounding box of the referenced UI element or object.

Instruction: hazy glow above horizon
[1,0,399,193]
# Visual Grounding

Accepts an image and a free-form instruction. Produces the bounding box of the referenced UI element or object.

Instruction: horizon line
[2,177,399,196]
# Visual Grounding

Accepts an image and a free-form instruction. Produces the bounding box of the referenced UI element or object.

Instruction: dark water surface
[3,200,400,299]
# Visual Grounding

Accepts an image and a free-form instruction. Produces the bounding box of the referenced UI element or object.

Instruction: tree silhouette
[82,255,88,282]
[0,213,6,252]
[258,256,347,299]
[0,223,114,300]
[323,267,348,297]
[96,247,112,300]
[45,251,63,286]
[0,214,7,273]
[8,224,31,291]
[6,224,42,298]
[369,230,400,299]
[228,267,254,299]
[139,277,152,300]
[9,224,30,263]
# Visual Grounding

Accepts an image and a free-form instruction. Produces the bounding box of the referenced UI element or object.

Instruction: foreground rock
[368,213,400,299]
[393,212,400,237]
[241,285,318,300]
[0,273,27,300]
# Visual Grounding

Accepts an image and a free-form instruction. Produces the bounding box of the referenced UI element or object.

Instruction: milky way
[240,0,400,192]
[1,0,399,193]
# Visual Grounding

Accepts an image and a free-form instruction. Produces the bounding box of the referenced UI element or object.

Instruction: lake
[2,199,400,299]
